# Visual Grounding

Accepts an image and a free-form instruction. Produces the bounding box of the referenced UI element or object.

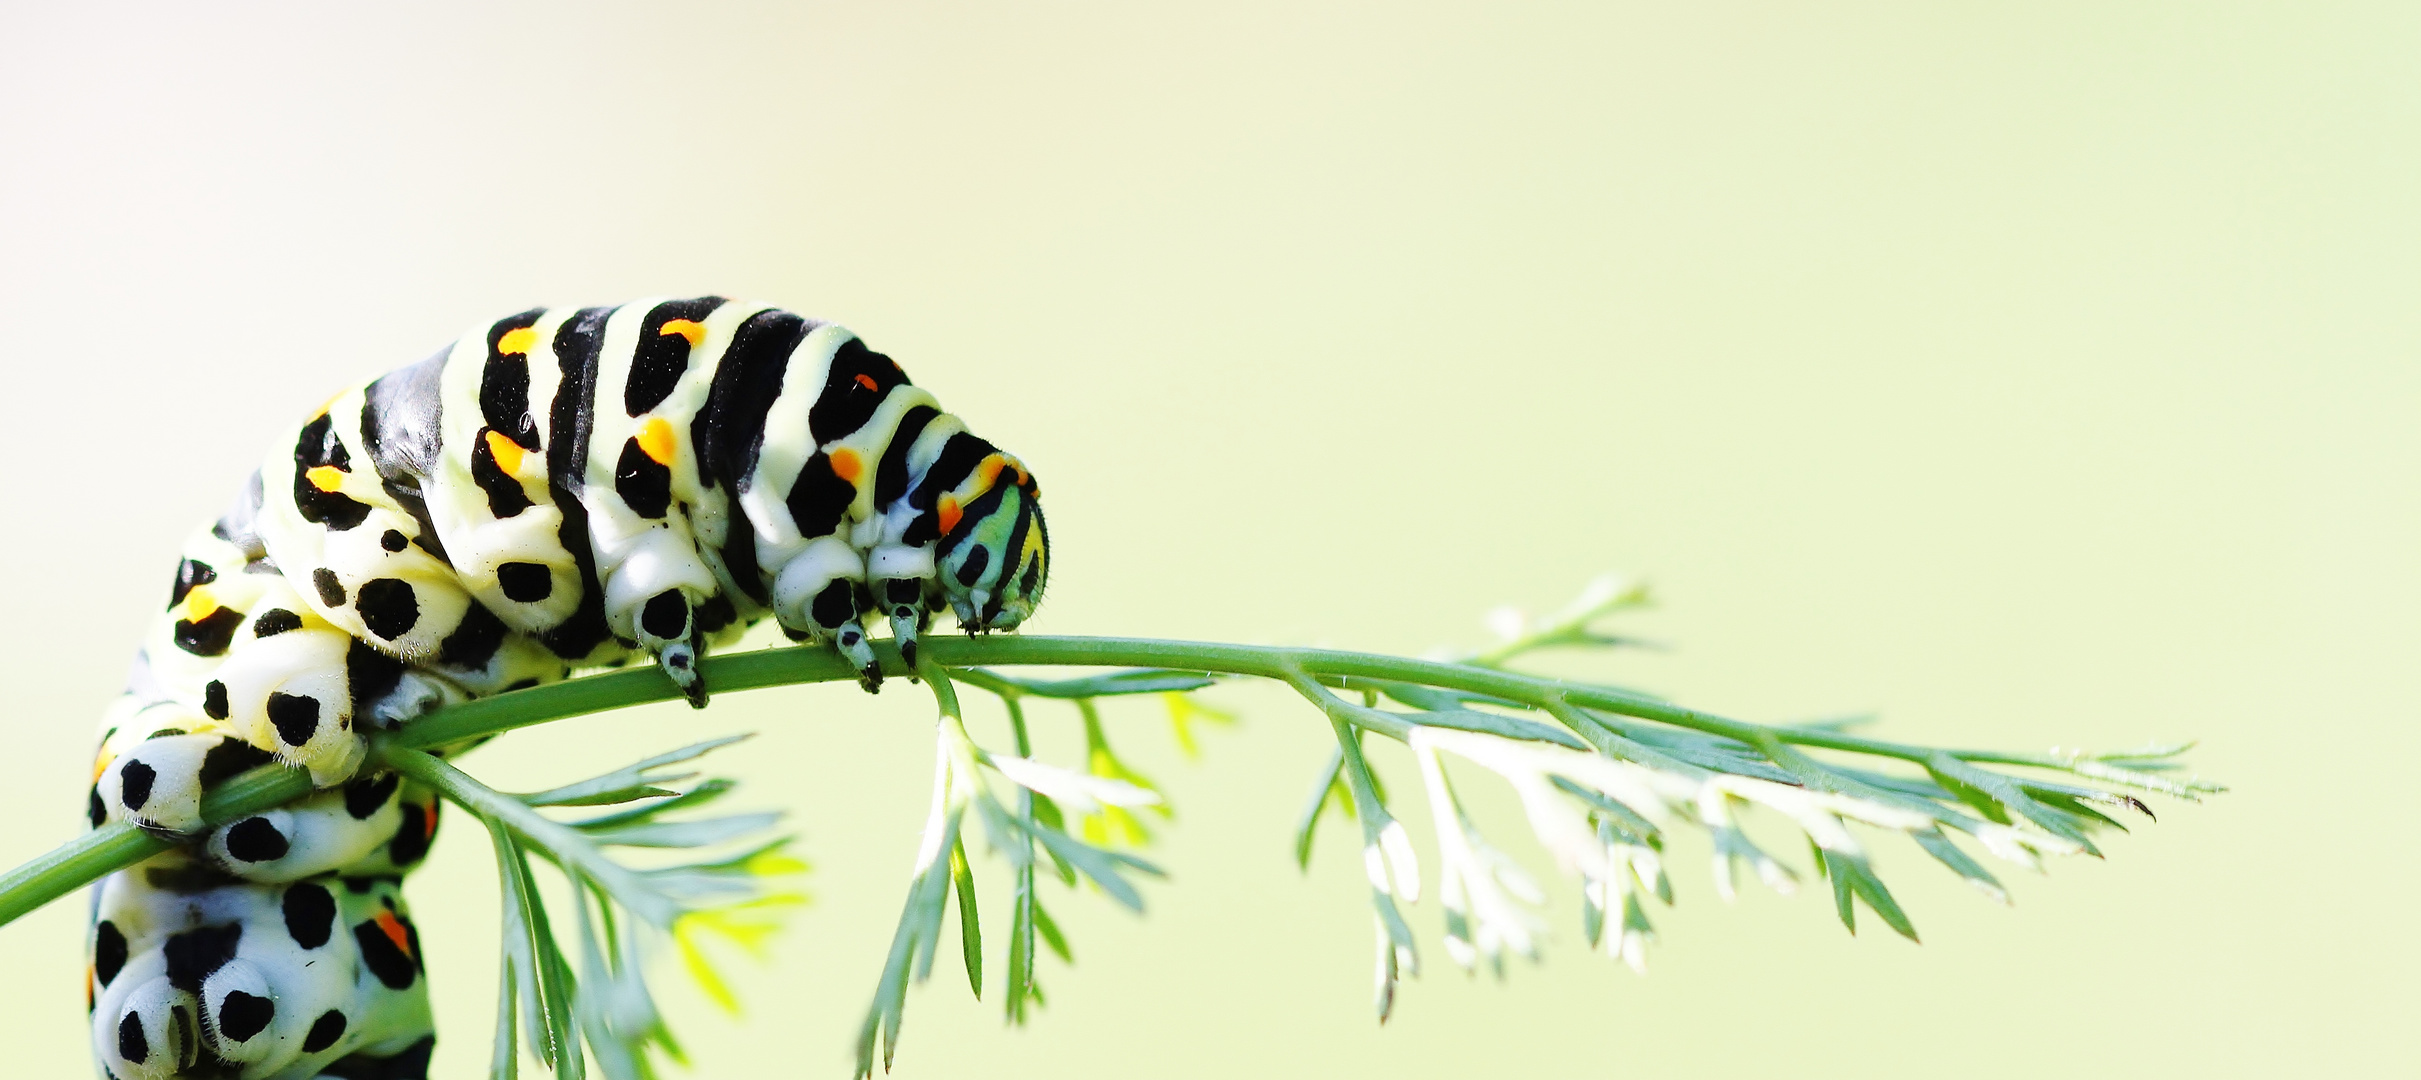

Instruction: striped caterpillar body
[84,299,1051,1079]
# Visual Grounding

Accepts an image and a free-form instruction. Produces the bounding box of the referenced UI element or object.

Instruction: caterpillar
[83,298,1050,1079]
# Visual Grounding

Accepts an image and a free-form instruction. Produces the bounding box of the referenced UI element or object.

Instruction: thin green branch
[0,759,309,926]
[387,746,682,928]
[1,634,2210,932]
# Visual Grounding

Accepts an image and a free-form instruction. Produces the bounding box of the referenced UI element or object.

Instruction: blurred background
[1,3,2411,1076]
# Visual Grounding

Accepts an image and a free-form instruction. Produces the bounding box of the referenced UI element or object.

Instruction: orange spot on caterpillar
[853,373,879,392]
[496,326,538,356]
[659,319,706,347]
[484,429,526,475]
[637,417,678,466]
[184,586,220,623]
[422,800,439,840]
[829,447,862,483]
[305,465,346,493]
[976,456,1005,490]
[937,496,962,535]
[374,910,413,958]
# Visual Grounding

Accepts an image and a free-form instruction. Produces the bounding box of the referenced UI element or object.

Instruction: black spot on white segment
[787,451,856,538]
[119,761,156,811]
[642,591,689,640]
[470,426,535,517]
[313,568,346,607]
[811,581,854,630]
[355,578,420,640]
[117,1010,147,1065]
[173,607,244,656]
[216,989,274,1043]
[614,437,672,518]
[303,1009,347,1053]
[267,692,321,746]
[253,607,303,637]
[284,883,337,949]
[94,921,128,986]
[345,773,400,819]
[497,560,552,602]
[162,923,241,992]
[224,817,290,862]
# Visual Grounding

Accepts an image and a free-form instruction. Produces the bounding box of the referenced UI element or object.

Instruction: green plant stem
[0,633,2179,931]
[0,761,312,926]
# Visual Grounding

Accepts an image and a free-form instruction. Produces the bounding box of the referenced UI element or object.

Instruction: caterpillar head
[936,456,1049,633]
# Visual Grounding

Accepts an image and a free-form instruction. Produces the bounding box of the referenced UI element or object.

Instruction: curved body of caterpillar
[82,299,1050,1079]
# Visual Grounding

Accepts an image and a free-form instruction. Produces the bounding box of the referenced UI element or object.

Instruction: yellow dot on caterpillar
[658,318,706,346]
[484,429,526,475]
[937,495,962,535]
[304,465,345,493]
[496,326,538,356]
[184,585,219,622]
[829,447,862,482]
[637,416,677,465]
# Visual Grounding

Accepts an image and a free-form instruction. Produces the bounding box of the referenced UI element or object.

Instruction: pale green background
[0,3,2410,1076]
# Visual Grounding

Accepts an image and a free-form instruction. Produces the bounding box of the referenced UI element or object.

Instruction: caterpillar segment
[576,299,764,703]
[92,872,434,1080]
[84,298,1050,1078]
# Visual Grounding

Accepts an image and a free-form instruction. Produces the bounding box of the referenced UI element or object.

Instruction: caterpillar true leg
[636,587,710,706]
[771,539,882,691]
